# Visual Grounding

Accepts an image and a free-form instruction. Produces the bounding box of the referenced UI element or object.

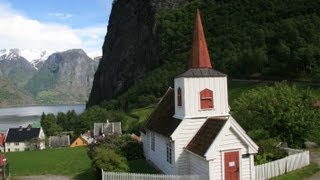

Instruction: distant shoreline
[0,103,86,109]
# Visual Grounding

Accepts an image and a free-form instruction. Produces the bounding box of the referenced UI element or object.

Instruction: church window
[177,87,182,106]
[166,141,172,164]
[200,89,213,109]
[151,132,155,151]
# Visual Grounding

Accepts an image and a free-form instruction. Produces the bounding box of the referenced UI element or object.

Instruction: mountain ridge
[0,48,99,107]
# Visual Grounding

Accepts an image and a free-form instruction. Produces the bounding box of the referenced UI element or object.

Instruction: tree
[92,148,129,172]
[40,113,62,136]
[232,82,320,147]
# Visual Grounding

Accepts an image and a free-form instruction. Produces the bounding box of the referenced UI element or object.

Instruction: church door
[224,151,239,180]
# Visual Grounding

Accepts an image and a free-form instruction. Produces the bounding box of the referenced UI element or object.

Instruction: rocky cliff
[88,0,189,107]
[26,49,98,104]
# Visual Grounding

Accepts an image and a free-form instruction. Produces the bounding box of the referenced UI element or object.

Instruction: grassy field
[5,147,97,179]
[271,163,320,180]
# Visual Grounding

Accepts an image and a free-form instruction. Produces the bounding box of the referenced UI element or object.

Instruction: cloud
[48,12,73,20]
[0,2,105,56]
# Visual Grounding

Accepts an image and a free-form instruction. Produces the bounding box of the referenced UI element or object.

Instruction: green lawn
[271,163,320,180]
[130,106,154,123]
[5,147,98,179]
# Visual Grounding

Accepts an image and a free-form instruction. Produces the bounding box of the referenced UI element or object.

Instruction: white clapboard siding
[189,152,209,175]
[173,118,207,174]
[145,130,175,174]
[255,151,310,180]
[102,171,209,180]
[174,77,229,119]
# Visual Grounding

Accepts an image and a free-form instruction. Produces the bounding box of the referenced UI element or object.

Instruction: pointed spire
[189,9,212,69]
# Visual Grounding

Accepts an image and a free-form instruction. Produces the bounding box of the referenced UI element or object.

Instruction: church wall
[173,117,206,174]
[185,77,229,118]
[143,130,176,174]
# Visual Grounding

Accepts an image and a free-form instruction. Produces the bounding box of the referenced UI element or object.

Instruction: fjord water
[0,104,85,133]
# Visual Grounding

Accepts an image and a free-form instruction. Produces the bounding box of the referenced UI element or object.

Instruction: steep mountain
[88,0,320,108]
[0,49,37,87]
[0,48,55,70]
[88,0,189,107]
[0,76,35,107]
[25,49,98,104]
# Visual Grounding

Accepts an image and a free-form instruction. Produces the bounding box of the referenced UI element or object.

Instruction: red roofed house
[0,133,5,153]
[141,10,258,180]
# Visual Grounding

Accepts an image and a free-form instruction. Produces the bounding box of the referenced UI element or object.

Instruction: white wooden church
[141,10,259,180]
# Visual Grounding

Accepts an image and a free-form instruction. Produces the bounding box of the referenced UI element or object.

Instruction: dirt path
[306,150,320,180]
[9,175,70,180]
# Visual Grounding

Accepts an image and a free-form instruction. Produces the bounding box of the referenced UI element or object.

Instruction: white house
[5,125,45,152]
[141,9,258,180]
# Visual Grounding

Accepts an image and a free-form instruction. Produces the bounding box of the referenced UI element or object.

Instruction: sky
[0,0,113,57]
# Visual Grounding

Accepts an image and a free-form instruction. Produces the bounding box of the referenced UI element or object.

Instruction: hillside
[0,76,35,107]
[88,0,320,108]
[0,49,37,88]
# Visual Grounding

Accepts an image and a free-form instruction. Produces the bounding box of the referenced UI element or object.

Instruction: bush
[92,147,129,172]
[233,82,320,147]
[122,141,144,161]
[255,139,288,165]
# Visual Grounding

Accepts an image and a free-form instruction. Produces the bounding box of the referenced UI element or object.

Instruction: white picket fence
[102,150,309,180]
[102,171,209,180]
[255,150,310,180]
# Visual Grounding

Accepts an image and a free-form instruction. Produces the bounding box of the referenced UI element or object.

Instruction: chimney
[27,124,32,131]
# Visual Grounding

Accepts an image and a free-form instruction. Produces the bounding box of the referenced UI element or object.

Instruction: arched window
[177,87,182,107]
[200,89,213,109]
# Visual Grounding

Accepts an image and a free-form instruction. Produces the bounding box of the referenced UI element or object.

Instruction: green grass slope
[5,147,96,179]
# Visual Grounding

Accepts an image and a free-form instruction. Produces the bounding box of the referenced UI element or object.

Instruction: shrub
[92,147,129,172]
[255,138,288,165]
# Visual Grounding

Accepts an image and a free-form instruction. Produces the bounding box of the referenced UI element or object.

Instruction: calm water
[0,104,85,133]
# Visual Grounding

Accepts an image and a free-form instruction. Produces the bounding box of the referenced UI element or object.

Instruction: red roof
[0,133,5,146]
[189,9,212,69]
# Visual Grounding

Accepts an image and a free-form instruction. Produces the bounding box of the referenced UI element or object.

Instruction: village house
[49,135,70,148]
[0,133,5,153]
[141,10,258,180]
[70,131,94,147]
[93,121,122,137]
[5,125,45,152]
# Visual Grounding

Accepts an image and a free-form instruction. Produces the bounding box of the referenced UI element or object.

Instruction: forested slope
[90,0,320,109]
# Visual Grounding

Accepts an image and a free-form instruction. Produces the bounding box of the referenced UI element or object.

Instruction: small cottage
[141,10,258,180]
[49,135,70,148]
[70,131,93,147]
[5,125,45,152]
[93,121,122,137]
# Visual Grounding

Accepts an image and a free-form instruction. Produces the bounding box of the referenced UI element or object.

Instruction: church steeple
[189,9,212,69]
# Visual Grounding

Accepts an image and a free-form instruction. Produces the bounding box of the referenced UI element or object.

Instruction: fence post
[101,169,104,180]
